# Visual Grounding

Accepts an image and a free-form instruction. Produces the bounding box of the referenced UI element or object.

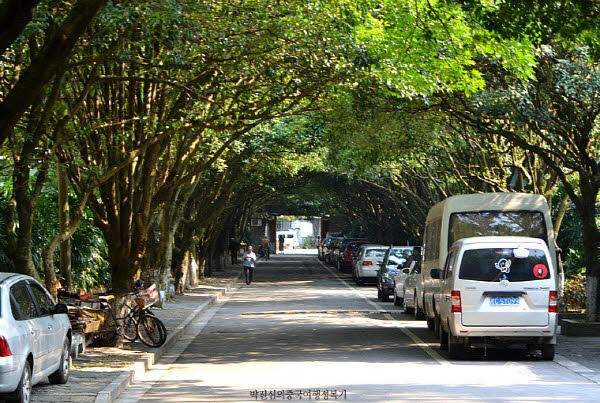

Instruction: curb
[94,274,241,403]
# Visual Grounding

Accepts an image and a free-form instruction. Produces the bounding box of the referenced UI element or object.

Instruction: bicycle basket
[134,297,146,308]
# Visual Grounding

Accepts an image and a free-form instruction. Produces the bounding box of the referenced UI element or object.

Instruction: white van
[276,230,299,249]
[432,237,558,360]
[421,193,558,331]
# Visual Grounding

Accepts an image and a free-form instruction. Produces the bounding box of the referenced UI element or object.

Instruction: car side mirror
[402,268,410,274]
[430,269,441,279]
[53,303,69,315]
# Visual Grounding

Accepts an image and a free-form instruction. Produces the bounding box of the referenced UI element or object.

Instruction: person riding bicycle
[261,237,270,260]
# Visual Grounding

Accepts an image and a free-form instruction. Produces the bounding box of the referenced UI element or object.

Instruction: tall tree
[0,0,107,146]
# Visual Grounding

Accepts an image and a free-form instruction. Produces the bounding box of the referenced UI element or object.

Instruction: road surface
[117,254,600,402]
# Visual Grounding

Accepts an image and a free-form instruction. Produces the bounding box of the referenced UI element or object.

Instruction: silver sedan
[0,273,72,403]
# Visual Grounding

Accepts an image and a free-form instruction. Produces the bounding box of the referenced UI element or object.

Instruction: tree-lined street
[115,255,600,402]
[4,2,600,401]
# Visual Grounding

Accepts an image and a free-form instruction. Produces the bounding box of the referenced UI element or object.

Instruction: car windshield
[449,212,547,248]
[365,249,387,258]
[458,248,551,282]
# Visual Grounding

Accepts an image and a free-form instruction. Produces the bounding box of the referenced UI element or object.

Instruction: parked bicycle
[120,288,168,348]
[60,283,168,348]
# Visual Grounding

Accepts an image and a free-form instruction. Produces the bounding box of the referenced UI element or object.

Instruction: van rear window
[449,212,547,248]
[458,248,551,282]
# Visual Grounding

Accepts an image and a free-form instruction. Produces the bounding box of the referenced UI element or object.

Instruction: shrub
[562,271,586,312]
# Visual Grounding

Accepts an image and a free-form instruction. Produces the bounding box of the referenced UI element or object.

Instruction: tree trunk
[172,224,195,294]
[57,164,72,289]
[187,244,199,288]
[176,251,189,294]
[156,208,173,290]
[578,182,600,322]
[0,0,107,147]
[554,195,570,239]
[107,239,136,297]
[12,166,39,279]
[0,0,42,55]
[43,191,91,297]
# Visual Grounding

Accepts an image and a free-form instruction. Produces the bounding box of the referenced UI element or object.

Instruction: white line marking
[554,354,600,385]
[555,354,595,373]
[318,259,450,366]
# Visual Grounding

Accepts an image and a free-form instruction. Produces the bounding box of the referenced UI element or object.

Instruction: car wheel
[49,339,71,384]
[440,326,449,351]
[426,316,435,331]
[7,360,32,403]
[356,277,363,286]
[448,335,464,360]
[541,343,555,361]
[393,287,402,306]
[414,295,425,320]
[434,316,441,338]
[381,289,390,302]
[403,297,414,314]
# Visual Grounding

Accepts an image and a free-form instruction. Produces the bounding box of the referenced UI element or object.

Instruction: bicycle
[124,291,168,348]
[105,287,168,348]
[61,285,168,348]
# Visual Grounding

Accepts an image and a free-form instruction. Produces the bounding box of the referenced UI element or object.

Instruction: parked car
[392,247,421,306]
[338,240,370,272]
[323,237,343,264]
[318,234,342,261]
[394,246,421,306]
[401,258,424,318]
[352,245,388,285]
[332,238,367,271]
[0,273,72,402]
[317,240,326,260]
[432,236,558,360]
[376,246,417,302]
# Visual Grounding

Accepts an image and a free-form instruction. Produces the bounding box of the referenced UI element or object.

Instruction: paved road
[117,255,600,402]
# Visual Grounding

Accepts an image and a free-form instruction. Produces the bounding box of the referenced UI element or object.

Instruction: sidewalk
[31,264,242,403]
[556,334,600,382]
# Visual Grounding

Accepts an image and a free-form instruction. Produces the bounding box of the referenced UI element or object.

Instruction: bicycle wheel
[122,314,138,341]
[137,314,167,347]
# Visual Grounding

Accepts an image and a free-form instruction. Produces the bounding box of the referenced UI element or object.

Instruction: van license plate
[490,296,520,306]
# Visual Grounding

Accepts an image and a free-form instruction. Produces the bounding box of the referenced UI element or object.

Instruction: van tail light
[451,291,462,313]
[549,291,558,313]
[363,261,373,266]
[0,336,12,357]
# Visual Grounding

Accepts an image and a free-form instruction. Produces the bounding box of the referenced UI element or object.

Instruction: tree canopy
[2,0,600,322]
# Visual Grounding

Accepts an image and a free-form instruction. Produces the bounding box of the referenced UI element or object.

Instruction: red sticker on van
[533,264,548,279]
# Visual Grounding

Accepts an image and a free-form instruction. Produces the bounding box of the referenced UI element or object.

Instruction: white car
[352,245,387,285]
[0,273,72,402]
[401,262,424,318]
[432,237,558,360]
[393,249,421,306]
[392,267,410,306]
[394,256,417,306]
